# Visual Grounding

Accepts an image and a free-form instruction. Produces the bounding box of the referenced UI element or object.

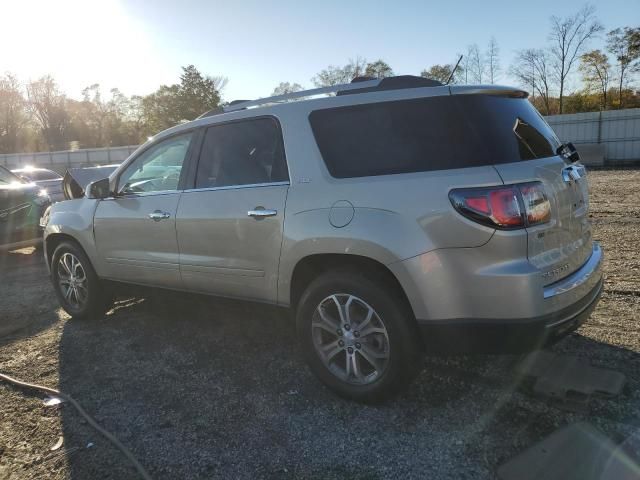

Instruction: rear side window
[195,117,288,188]
[309,96,560,179]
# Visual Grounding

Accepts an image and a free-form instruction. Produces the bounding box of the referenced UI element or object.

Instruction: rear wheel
[296,270,422,402]
[51,241,113,319]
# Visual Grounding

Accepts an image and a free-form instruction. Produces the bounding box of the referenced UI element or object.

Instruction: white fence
[1,108,639,171]
[0,145,139,174]
[545,108,640,166]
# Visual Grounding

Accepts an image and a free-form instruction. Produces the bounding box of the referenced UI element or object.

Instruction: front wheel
[296,270,422,403]
[51,241,113,319]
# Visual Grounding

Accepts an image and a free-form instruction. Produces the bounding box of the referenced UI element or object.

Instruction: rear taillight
[449,182,550,230]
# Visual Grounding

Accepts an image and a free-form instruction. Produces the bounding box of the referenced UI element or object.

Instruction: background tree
[0,74,28,154]
[271,82,304,96]
[511,49,554,114]
[142,65,221,132]
[26,76,69,151]
[467,44,485,83]
[548,4,603,113]
[579,50,612,109]
[364,59,394,78]
[312,57,368,87]
[607,27,640,108]
[420,63,464,84]
[486,37,501,84]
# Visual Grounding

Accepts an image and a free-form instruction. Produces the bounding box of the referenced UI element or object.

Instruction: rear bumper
[417,277,603,353]
[413,242,604,354]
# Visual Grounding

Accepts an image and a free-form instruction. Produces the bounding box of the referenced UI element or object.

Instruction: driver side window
[118,132,193,194]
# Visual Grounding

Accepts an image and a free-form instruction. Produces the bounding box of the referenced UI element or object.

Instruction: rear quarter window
[309,96,560,179]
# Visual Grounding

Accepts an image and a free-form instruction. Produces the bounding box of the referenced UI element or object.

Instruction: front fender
[43,199,99,273]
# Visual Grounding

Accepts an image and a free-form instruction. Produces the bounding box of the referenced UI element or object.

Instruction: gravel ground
[0,169,639,480]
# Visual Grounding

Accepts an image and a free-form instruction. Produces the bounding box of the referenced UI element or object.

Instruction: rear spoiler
[449,85,528,98]
[63,165,119,200]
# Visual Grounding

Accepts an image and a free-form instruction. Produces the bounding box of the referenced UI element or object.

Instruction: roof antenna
[446,55,463,85]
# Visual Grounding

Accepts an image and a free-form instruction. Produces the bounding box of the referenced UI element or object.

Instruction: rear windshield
[309,95,561,179]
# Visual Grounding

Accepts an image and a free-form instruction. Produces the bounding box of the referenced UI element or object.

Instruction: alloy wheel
[57,252,88,309]
[311,294,390,385]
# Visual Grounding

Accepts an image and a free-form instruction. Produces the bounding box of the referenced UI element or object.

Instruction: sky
[0,0,636,102]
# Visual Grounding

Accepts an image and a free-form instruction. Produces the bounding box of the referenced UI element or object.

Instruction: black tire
[296,270,422,403]
[50,241,113,319]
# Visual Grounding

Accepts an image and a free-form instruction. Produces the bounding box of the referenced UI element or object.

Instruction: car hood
[63,165,119,200]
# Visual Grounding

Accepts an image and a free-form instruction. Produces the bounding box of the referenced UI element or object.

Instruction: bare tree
[548,4,603,113]
[579,50,612,109]
[467,44,485,83]
[511,49,554,114]
[0,74,28,154]
[486,37,501,84]
[26,76,69,151]
[607,27,640,108]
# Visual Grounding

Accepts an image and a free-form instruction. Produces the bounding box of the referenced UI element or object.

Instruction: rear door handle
[148,210,171,221]
[248,208,277,218]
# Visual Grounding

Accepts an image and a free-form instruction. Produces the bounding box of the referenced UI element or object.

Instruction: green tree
[271,82,304,96]
[364,59,394,78]
[420,64,464,84]
[0,74,28,154]
[579,50,612,109]
[607,27,640,108]
[312,57,368,87]
[26,76,69,151]
[142,65,222,132]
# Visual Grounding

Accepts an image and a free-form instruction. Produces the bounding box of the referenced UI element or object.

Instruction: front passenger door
[93,132,195,288]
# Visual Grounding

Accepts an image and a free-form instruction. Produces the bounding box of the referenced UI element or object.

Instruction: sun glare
[1,0,157,97]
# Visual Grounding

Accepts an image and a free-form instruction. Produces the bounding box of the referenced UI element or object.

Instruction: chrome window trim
[183,181,290,194]
[101,189,181,201]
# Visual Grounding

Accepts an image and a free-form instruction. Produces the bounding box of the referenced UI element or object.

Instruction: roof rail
[196,75,444,118]
[197,79,382,118]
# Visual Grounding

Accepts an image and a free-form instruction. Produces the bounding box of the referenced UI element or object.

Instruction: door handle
[248,208,277,218]
[148,210,171,221]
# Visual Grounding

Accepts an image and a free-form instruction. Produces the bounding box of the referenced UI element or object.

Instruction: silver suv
[42,76,603,402]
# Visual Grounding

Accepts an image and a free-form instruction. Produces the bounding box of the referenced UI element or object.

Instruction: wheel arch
[289,254,415,317]
[45,233,88,271]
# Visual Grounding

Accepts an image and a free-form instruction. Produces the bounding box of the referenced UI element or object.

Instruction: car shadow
[54,290,640,479]
[0,246,61,345]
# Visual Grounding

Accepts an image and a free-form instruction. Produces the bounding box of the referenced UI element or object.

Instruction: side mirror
[86,178,111,199]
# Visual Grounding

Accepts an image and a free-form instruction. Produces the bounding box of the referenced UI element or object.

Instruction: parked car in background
[42,76,603,402]
[0,165,51,251]
[12,167,64,203]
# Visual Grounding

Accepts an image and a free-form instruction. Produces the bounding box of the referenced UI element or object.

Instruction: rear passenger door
[176,117,289,303]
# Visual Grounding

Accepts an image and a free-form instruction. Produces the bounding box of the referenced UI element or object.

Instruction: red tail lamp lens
[449,182,549,230]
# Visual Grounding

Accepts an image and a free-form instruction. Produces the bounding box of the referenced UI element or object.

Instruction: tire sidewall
[296,271,420,402]
[50,241,103,319]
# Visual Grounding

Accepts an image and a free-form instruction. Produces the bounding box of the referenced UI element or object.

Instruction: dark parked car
[0,165,51,251]
[12,167,64,203]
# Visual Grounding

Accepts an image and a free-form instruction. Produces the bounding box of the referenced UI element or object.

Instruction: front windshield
[0,166,23,185]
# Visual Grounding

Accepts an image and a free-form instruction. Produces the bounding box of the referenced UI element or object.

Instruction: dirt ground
[0,169,639,480]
